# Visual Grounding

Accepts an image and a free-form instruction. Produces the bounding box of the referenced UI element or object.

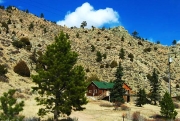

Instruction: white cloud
[0,0,4,4]
[57,2,120,28]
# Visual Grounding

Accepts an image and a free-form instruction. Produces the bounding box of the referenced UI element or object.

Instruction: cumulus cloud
[57,2,120,28]
[0,0,4,4]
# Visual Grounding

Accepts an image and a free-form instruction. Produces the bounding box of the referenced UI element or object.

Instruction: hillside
[0,6,180,98]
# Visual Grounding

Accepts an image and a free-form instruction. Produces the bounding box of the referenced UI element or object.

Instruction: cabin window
[95,89,97,93]
[89,90,92,93]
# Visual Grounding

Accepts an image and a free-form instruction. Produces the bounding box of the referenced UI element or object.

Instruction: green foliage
[128,53,134,62]
[31,31,87,120]
[12,37,31,50]
[119,48,125,59]
[156,40,160,44]
[160,92,177,119]
[80,21,87,28]
[1,22,9,32]
[121,36,124,41]
[29,22,34,31]
[7,19,12,24]
[19,19,23,23]
[0,64,7,76]
[20,37,31,45]
[12,40,25,48]
[0,5,5,9]
[143,47,151,52]
[76,33,79,38]
[40,13,44,18]
[96,51,102,62]
[91,45,95,52]
[132,31,138,38]
[136,88,147,107]
[102,53,107,59]
[0,89,24,121]
[110,63,125,104]
[25,9,29,13]
[110,60,118,68]
[149,68,161,105]
[14,60,30,77]
[172,40,177,45]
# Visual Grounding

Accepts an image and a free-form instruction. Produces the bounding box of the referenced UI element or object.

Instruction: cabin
[87,81,132,102]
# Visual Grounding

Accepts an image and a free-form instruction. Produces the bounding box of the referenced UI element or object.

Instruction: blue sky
[1,0,180,46]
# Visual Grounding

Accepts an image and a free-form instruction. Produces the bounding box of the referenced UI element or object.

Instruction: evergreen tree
[32,31,87,121]
[160,92,177,119]
[40,13,44,18]
[119,48,125,59]
[110,63,125,105]
[149,68,161,105]
[0,89,24,121]
[96,51,102,62]
[80,21,87,28]
[136,88,147,107]
[132,30,138,38]
[172,40,177,45]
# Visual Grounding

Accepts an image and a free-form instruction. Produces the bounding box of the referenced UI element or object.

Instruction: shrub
[144,47,151,52]
[91,45,95,52]
[102,53,107,59]
[76,33,79,38]
[106,46,111,49]
[14,60,30,77]
[12,40,25,48]
[100,64,104,68]
[176,84,179,88]
[1,22,9,31]
[138,41,143,46]
[0,64,7,76]
[86,68,90,72]
[29,22,34,31]
[110,60,118,68]
[7,19,12,24]
[19,19,23,23]
[128,53,134,62]
[20,37,31,45]
[96,51,102,62]
[105,63,109,68]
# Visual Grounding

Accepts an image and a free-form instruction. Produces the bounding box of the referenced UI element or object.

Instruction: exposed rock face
[0,7,180,97]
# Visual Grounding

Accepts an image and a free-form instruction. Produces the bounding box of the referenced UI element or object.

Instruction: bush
[14,60,30,77]
[0,64,7,76]
[91,45,95,52]
[100,64,104,68]
[96,51,102,62]
[176,84,180,88]
[105,63,109,68]
[138,41,143,46]
[144,47,151,52]
[20,37,31,45]
[128,53,134,62]
[110,60,118,68]
[12,40,25,48]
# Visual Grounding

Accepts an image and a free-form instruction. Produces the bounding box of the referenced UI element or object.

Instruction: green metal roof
[93,81,114,89]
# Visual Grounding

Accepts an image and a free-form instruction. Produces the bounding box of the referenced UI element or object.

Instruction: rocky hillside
[0,6,180,97]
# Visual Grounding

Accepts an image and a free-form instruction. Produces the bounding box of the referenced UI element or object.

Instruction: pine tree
[110,62,125,105]
[96,51,102,62]
[149,68,161,105]
[32,31,87,121]
[160,92,177,119]
[0,89,24,121]
[136,88,147,107]
[119,48,125,59]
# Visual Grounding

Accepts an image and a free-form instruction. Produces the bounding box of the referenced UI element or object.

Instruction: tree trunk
[54,108,58,121]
